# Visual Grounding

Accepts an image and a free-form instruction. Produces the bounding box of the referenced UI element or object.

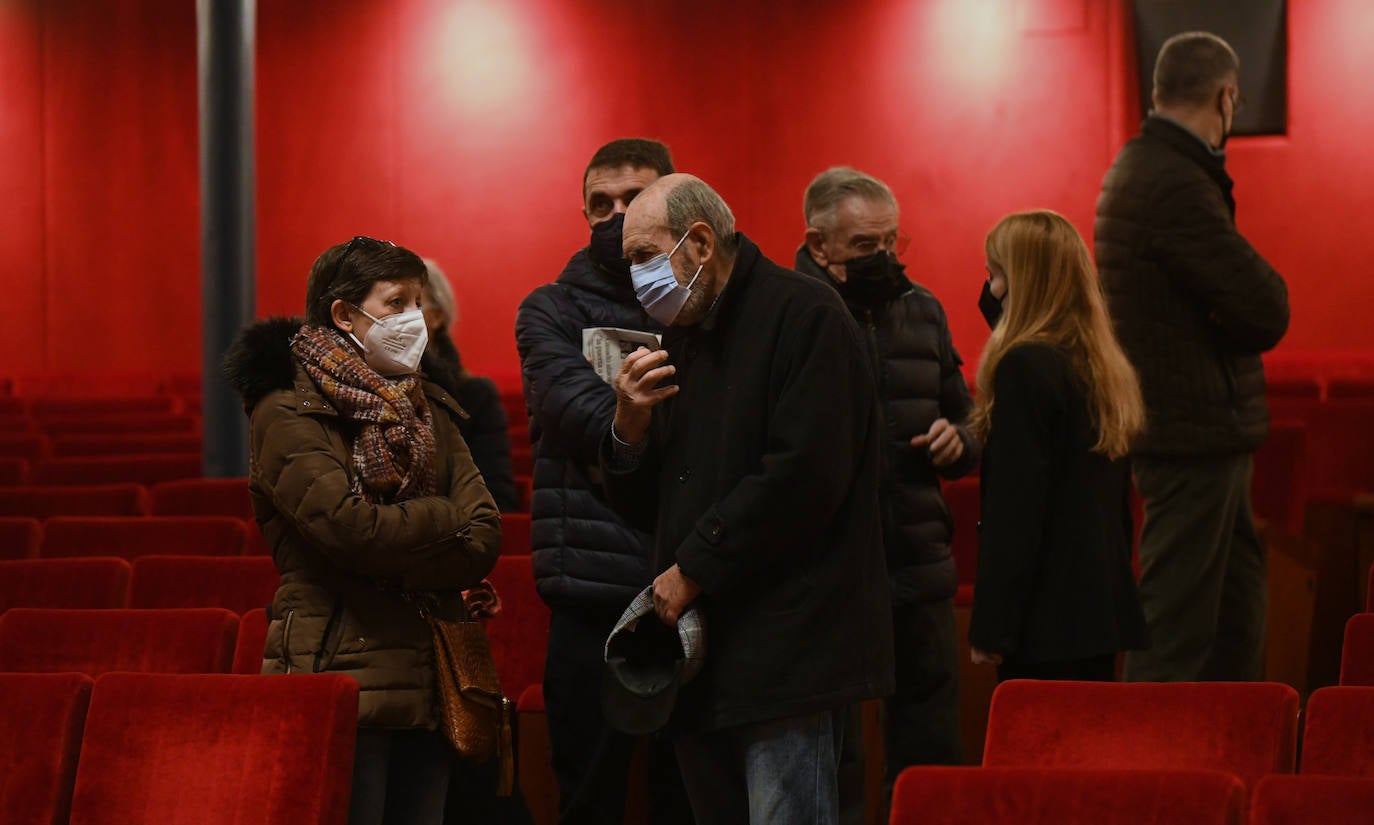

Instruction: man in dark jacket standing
[605,173,895,824]
[514,138,688,824]
[1095,32,1289,682]
[795,168,977,793]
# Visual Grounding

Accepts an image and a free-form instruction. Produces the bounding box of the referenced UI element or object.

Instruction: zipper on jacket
[313,597,344,673]
[281,609,296,674]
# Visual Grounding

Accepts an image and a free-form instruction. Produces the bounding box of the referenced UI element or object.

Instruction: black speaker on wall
[1133,0,1287,136]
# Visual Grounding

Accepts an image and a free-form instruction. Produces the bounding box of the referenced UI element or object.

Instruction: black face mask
[978,280,1003,329]
[588,212,630,279]
[835,252,907,306]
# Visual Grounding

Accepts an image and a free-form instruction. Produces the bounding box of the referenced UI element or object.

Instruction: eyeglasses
[849,233,912,258]
[330,236,394,286]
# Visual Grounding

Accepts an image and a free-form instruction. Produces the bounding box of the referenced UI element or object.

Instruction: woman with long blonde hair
[967,210,1150,682]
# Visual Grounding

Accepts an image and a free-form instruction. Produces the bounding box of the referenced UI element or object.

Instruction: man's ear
[330,299,354,333]
[804,227,830,267]
[689,221,716,267]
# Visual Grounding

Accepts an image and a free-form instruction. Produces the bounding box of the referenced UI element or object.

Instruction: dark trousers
[997,654,1117,683]
[544,605,692,825]
[836,598,960,823]
[1125,454,1266,682]
[349,727,451,825]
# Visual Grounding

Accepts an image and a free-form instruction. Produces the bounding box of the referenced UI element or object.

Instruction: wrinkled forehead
[831,194,899,236]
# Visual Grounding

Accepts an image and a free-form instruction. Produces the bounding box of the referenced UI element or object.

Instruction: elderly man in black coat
[1096,32,1289,682]
[602,173,895,824]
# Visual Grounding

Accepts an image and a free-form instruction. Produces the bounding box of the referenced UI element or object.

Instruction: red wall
[3,0,1372,381]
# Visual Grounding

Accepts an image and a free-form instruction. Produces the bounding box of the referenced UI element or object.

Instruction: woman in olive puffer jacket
[224,236,501,825]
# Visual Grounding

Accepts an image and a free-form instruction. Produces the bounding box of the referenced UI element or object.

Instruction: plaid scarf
[290,325,437,504]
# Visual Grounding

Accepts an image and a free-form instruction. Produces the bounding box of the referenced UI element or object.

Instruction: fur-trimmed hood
[221,317,464,413]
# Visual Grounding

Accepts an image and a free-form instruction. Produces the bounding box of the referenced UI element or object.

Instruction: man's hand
[613,347,677,444]
[911,418,965,467]
[653,564,701,627]
[971,647,1003,666]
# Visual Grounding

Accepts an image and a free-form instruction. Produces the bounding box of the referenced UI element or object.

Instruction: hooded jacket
[224,318,502,728]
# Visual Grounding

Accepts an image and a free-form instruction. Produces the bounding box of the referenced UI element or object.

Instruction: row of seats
[889,767,1374,825]
[0,554,550,699]
[1,671,357,825]
[0,511,532,559]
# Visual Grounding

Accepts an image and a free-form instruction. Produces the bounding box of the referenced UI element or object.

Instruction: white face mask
[630,229,704,326]
[348,305,429,376]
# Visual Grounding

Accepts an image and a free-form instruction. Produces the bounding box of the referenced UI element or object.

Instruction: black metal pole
[197,0,255,477]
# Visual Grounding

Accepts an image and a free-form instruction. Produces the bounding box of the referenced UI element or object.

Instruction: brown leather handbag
[427,609,515,796]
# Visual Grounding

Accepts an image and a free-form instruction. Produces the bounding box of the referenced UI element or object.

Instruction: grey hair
[421,257,456,326]
[665,178,738,255]
[803,167,898,231]
[1153,31,1240,108]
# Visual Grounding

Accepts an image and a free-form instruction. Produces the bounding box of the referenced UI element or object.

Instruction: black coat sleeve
[1152,178,1290,354]
[515,287,618,464]
[456,376,518,513]
[934,302,979,480]
[968,345,1060,656]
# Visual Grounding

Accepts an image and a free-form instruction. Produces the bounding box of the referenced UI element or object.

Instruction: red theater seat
[501,512,531,555]
[0,484,148,518]
[0,559,130,613]
[232,607,269,675]
[0,434,50,461]
[982,680,1299,790]
[149,477,253,519]
[69,672,357,825]
[0,608,237,675]
[30,454,201,486]
[1301,687,1374,777]
[0,457,29,485]
[39,414,198,437]
[41,516,247,560]
[29,396,175,417]
[50,433,202,458]
[1340,613,1374,686]
[485,555,549,700]
[0,395,22,414]
[515,475,532,512]
[0,673,92,825]
[1328,378,1374,400]
[129,556,277,614]
[1251,775,1374,825]
[1266,376,1323,400]
[511,446,533,476]
[889,766,1244,825]
[0,517,41,559]
[1253,420,1309,534]
[0,415,35,434]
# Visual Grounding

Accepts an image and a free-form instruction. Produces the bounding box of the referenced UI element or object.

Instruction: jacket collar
[288,362,467,421]
[698,233,759,335]
[1142,115,1236,215]
[557,247,640,305]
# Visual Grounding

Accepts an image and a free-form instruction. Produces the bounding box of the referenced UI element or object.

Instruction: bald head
[623,173,739,326]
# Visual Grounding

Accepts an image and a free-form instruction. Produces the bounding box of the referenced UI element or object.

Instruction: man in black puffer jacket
[514,138,689,825]
[1095,33,1289,682]
[796,167,978,802]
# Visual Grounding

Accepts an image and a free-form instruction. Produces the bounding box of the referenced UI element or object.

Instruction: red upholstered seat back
[0,484,150,518]
[232,608,269,675]
[50,433,202,458]
[149,477,253,519]
[0,433,50,461]
[68,673,357,825]
[41,516,247,559]
[1252,775,1374,825]
[1301,687,1374,777]
[0,517,42,560]
[40,414,197,437]
[0,558,130,613]
[30,454,201,486]
[889,766,1244,825]
[0,457,29,485]
[944,477,979,585]
[29,397,175,417]
[0,673,92,825]
[129,556,278,613]
[982,680,1299,790]
[0,608,238,675]
[485,555,549,700]
[1341,613,1374,686]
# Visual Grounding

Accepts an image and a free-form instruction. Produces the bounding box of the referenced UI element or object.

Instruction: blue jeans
[673,709,845,825]
[349,728,451,825]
